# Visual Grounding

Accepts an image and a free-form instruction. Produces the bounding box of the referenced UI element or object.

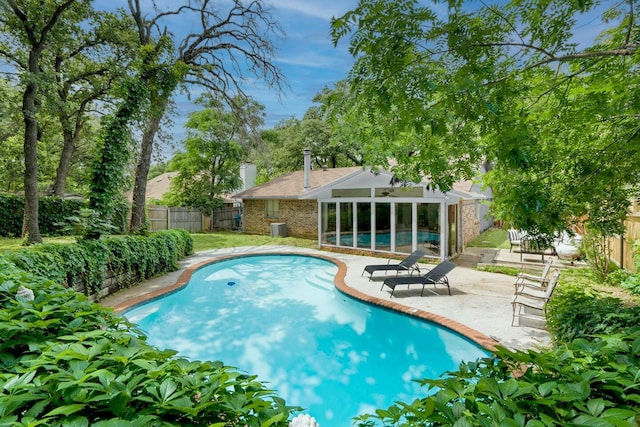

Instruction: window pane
[321,203,337,245]
[356,202,371,249]
[395,203,412,253]
[339,203,354,246]
[418,203,440,256]
[375,203,391,251]
[266,200,279,218]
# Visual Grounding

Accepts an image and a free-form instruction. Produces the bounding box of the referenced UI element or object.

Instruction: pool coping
[113,251,499,352]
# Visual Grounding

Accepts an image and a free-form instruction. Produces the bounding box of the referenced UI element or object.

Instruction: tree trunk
[51,123,77,197]
[129,97,168,233]
[22,53,42,243]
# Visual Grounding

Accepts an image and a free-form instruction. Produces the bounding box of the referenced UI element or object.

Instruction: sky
[166,0,360,150]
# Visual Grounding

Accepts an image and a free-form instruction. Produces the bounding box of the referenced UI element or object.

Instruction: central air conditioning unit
[270,222,287,237]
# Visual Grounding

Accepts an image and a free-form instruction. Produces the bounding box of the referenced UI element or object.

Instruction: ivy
[4,229,193,297]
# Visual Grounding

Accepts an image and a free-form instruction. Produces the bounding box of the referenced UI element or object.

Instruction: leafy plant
[546,284,640,344]
[4,229,193,297]
[581,230,612,281]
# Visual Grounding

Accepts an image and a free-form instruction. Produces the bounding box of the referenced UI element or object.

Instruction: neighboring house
[127,165,257,231]
[234,150,492,259]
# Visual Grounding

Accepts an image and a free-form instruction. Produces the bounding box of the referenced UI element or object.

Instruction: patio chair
[513,258,553,293]
[362,249,426,281]
[508,229,522,252]
[511,269,560,326]
[381,260,456,297]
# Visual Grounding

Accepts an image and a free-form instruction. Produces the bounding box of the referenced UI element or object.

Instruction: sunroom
[303,168,473,260]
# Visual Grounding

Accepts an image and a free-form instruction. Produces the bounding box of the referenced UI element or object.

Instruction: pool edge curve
[112,251,499,352]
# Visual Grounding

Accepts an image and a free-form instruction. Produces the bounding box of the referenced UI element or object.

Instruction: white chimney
[239,163,256,191]
[303,148,311,190]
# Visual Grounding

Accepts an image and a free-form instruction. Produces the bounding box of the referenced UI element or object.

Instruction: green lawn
[0,232,316,253]
[466,227,510,249]
[190,231,317,252]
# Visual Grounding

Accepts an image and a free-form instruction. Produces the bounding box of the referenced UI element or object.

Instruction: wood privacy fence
[147,206,203,233]
[608,201,640,272]
[212,206,242,231]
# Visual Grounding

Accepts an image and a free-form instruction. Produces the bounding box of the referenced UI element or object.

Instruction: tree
[330,0,640,238]
[165,95,262,213]
[45,10,132,197]
[1,0,95,243]
[126,0,285,233]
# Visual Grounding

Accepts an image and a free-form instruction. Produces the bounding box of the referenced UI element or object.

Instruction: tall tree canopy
[164,95,263,213]
[331,0,640,237]
[1,0,96,242]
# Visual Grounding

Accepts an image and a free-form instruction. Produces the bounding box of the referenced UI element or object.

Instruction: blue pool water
[125,254,487,426]
[328,230,439,247]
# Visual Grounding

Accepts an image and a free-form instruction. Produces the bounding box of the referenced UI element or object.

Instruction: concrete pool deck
[100,245,552,352]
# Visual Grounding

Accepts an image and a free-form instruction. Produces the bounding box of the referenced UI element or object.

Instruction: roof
[125,171,179,202]
[234,167,363,199]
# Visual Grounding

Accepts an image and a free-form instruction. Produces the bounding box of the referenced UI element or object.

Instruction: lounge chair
[362,249,426,281]
[511,269,560,326]
[513,258,553,293]
[381,260,456,297]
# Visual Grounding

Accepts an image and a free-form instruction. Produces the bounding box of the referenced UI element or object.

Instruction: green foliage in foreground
[355,334,640,427]
[0,258,297,426]
[547,284,640,345]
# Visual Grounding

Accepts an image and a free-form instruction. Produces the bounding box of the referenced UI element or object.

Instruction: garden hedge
[4,229,194,297]
[0,257,297,426]
[0,194,129,237]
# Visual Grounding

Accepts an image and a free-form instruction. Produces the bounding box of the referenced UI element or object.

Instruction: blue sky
[167,0,360,147]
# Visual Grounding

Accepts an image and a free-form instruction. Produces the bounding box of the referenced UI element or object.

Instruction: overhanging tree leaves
[330,0,640,237]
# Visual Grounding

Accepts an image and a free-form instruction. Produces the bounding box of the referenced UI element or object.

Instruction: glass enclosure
[320,200,456,258]
[356,203,371,250]
[320,203,336,245]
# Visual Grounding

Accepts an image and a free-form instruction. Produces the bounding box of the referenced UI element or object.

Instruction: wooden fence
[608,200,640,272]
[212,206,242,231]
[147,206,203,233]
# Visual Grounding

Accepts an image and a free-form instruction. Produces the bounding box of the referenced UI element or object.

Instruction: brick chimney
[303,148,311,190]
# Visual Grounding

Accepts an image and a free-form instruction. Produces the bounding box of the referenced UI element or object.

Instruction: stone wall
[461,200,481,247]
[243,199,318,239]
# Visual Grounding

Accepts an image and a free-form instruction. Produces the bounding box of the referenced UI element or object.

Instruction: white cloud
[265,0,357,21]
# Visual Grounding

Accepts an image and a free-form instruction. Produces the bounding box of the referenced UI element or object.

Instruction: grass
[466,227,510,249]
[185,231,317,252]
[0,235,78,251]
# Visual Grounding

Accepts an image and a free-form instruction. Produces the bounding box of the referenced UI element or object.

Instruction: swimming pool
[327,230,439,247]
[124,254,487,426]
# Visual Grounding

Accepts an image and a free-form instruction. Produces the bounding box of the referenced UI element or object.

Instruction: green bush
[354,335,640,426]
[4,229,193,296]
[0,258,297,425]
[546,284,640,343]
[0,194,87,237]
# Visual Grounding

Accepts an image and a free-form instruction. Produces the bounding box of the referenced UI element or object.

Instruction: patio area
[101,245,555,351]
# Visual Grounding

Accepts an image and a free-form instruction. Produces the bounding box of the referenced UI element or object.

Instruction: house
[233,150,492,259]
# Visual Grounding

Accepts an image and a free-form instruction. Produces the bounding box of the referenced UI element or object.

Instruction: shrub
[0,194,86,237]
[546,284,640,344]
[0,258,297,425]
[4,229,193,297]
